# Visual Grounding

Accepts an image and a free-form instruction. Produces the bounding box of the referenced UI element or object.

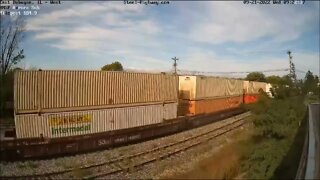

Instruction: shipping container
[243,81,267,94]
[179,76,243,100]
[244,95,259,104]
[178,96,243,116]
[266,83,273,97]
[14,71,178,114]
[15,103,178,138]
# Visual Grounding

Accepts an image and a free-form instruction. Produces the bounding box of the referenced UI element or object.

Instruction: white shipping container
[179,76,243,100]
[14,71,178,114]
[266,83,273,97]
[243,81,267,94]
[15,103,178,139]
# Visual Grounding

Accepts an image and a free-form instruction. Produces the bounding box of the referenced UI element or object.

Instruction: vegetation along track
[2,112,251,179]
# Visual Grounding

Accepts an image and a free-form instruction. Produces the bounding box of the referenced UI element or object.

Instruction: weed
[56,159,80,169]
[72,168,91,178]
[104,153,111,160]
[17,162,26,169]
[26,161,38,169]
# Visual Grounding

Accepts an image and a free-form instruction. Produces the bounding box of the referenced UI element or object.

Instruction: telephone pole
[172,57,179,75]
[287,50,297,83]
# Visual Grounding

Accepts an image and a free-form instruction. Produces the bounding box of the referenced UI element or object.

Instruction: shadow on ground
[272,112,308,179]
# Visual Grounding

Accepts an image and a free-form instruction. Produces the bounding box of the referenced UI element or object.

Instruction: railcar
[0,71,269,160]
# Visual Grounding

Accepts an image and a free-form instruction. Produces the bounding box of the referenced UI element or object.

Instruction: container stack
[178,76,243,116]
[14,71,178,139]
[243,81,267,103]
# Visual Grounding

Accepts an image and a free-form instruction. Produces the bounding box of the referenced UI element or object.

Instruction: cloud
[188,2,316,44]
[24,1,319,77]
[178,49,319,78]
[28,2,163,54]
[294,52,320,76]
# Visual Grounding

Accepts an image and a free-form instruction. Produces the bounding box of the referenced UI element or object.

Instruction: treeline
[0,68,22,118]
[246,71,320,98]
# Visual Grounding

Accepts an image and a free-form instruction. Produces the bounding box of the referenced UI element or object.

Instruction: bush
[241,95,307,179]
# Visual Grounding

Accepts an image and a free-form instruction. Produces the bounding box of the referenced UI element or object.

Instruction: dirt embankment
[161,124,254,179]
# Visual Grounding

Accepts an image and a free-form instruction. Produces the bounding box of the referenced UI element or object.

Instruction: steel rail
[84,115,249,179]
[0,112,251,179]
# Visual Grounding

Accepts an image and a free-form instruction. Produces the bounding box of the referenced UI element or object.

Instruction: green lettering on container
[51,125,91,136]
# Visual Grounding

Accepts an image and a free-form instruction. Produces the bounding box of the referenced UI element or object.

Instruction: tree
[266,75,282,85]
[281,75,294,87]
[302,70,318,95]
[0,67,22,118]
[265,74,300,99]
[101,61,123,71]
[0,16,26,76]
[246,72,266,82]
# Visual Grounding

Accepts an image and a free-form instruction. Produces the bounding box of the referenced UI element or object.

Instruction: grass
[55,159,81,170]
[16,161,39,169]
[162,95,307,180]
[104,153,112,159]
[306,94,320,104]
[162,124,254,179]
[72,168,91,178]
[271,111,308,179]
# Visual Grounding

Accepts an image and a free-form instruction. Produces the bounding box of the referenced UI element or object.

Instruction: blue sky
[17,1,320,78]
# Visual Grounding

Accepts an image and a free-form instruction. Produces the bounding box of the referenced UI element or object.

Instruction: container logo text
[52,125,91,135]
[49,115,92,126]
[49,115,92,135]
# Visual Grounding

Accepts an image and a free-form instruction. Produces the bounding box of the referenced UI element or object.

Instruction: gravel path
[0,113,250,177]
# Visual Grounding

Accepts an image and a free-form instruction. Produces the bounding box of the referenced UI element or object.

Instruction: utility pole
[287,50,297,84]
[172,57,179,75]
[287,50,293,77]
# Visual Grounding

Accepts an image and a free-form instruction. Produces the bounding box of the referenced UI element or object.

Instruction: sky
[14,1,320,78]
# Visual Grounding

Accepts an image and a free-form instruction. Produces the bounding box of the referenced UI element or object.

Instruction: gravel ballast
[0,113,250,177]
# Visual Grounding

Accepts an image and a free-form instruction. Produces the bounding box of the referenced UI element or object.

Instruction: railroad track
[1,112,251,179]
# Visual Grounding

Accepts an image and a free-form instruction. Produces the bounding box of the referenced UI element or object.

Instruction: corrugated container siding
[15,71,178,113]
[243,81,267,94]
[196,76,227,99]
[252,81,267,93]
[179,76,243,100]
[266,83,273,97]
[178,96,243,116]
[226,79,243,96]
[179,76,197,100]
[14,71,39,111]
[15,103,178,138]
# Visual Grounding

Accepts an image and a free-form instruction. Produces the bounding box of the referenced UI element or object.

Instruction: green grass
[306,94,320,104]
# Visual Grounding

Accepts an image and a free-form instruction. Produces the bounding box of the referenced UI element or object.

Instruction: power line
[178,68,290,75]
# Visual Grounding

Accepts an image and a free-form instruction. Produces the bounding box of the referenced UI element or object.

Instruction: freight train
[0,70,271,160]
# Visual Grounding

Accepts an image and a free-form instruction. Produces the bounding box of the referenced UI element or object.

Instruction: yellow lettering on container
[49,115,92,126]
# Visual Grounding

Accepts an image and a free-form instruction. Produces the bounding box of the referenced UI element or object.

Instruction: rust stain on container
[178,96,243,116]
[14,71,178,114]
[15,103,178,139]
